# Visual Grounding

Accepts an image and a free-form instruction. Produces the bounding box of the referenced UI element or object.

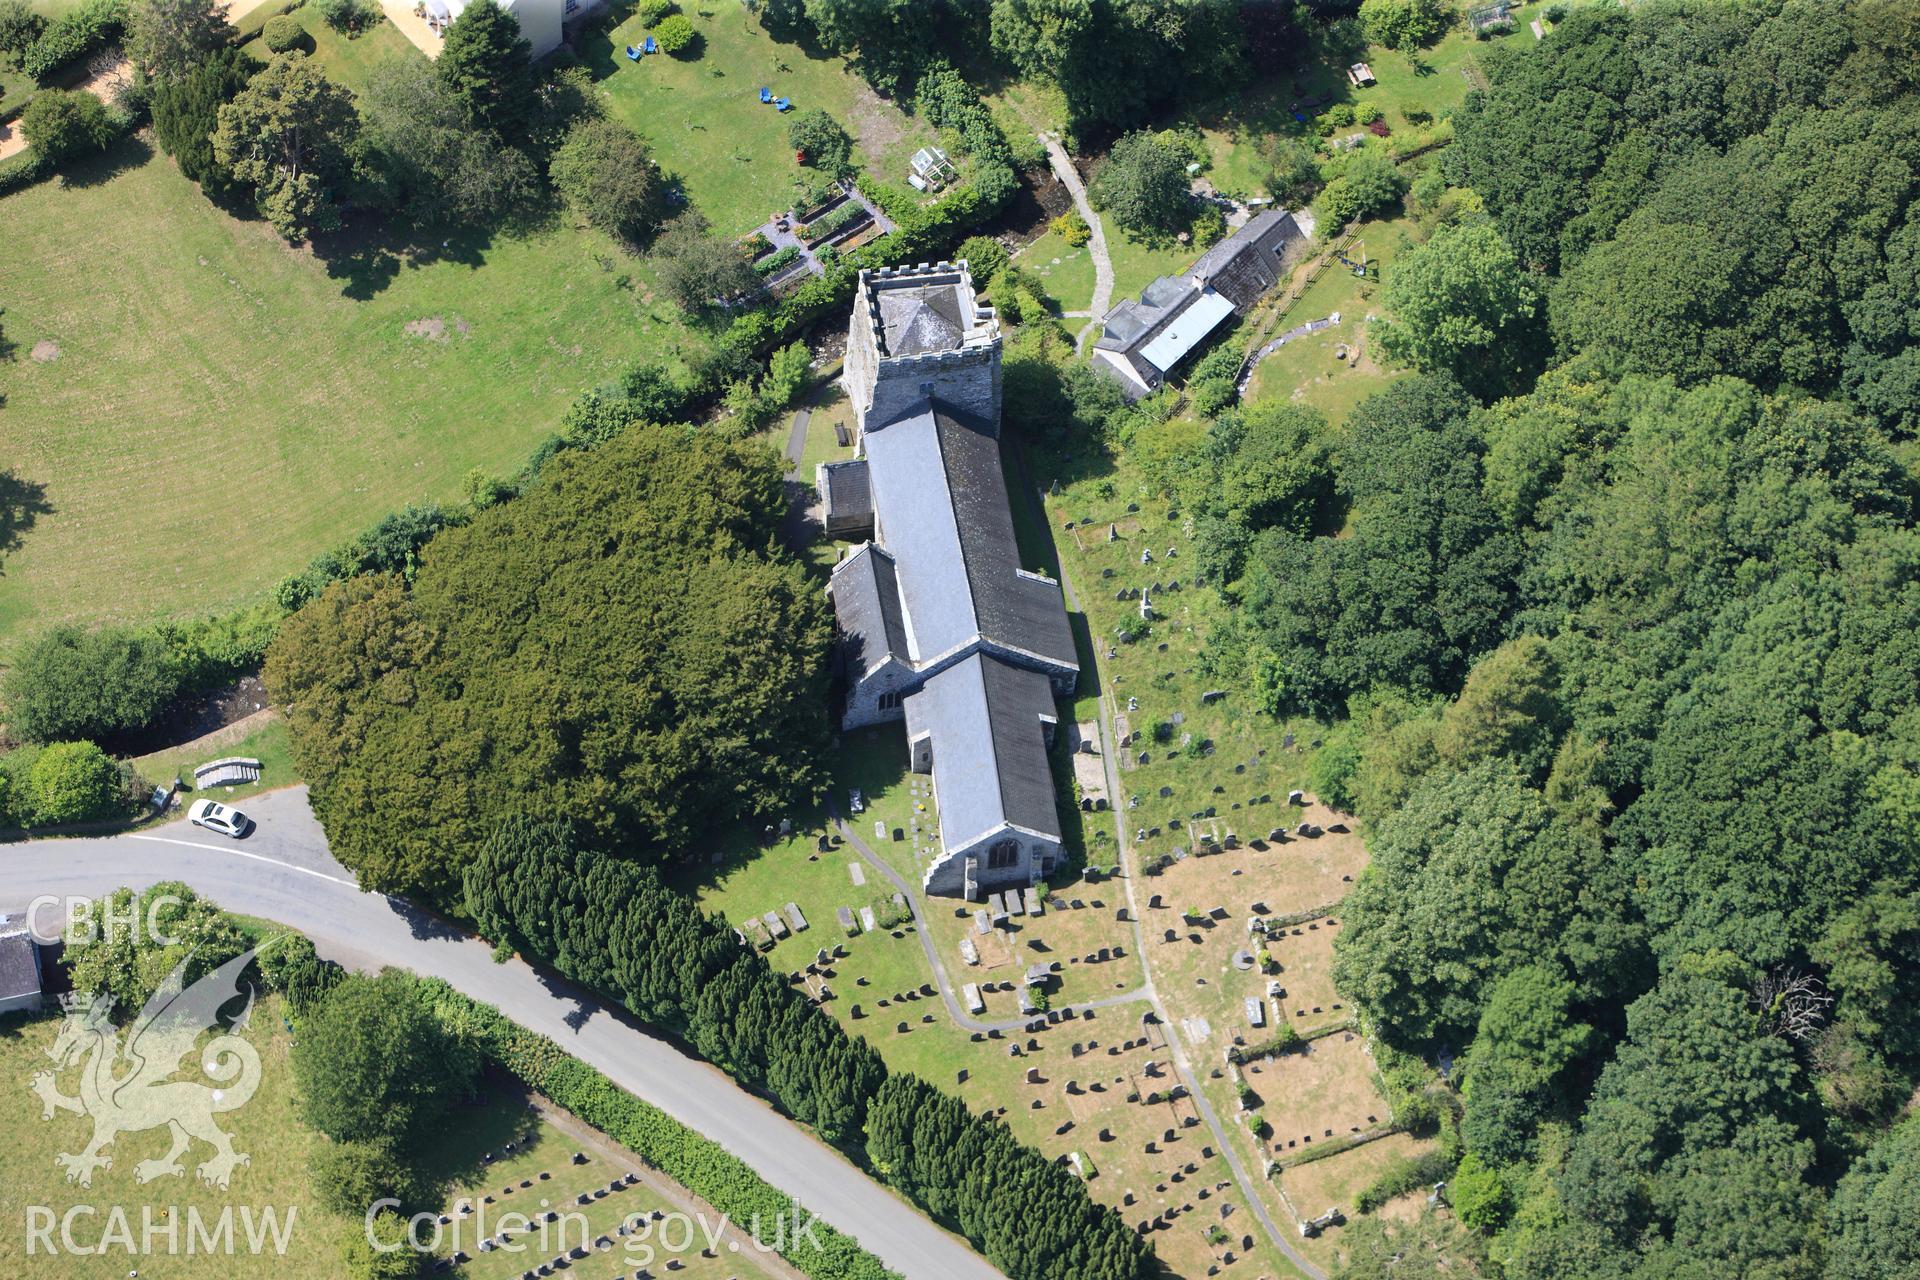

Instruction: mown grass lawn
[0,139,711,650]
[1013,228,1099,316]
[235,2,424,98]
[581,5,936,236]
[131,715,298,800]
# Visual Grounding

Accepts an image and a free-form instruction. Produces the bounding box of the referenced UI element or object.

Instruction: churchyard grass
[1028,422,1399,1247]
[794,382,858,484]
[1277,1131,1445,1273]
[420,1090,782,1280]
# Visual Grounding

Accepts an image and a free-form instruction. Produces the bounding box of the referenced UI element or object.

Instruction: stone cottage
[1092,208,1308,400]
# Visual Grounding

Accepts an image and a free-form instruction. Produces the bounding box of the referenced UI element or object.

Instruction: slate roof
[1192,209,1304,311]
[878,283,968,355]
[819,458,872,524]
[1096,211,1306,360]
[0,931,42,1002]
[828,544,908,675]
[904,653,1061,849]
[863,403,1078,673]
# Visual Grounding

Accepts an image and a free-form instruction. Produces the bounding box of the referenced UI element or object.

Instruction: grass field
[0,139,709,650]
[1242,213,1422,420]
[0,994,357,1275]
[583,5,936,236]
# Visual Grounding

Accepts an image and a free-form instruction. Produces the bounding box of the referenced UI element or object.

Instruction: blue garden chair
[775,97,792,112]
[643,34,657,53]
[759,86,773,103]
[626,44,642,60]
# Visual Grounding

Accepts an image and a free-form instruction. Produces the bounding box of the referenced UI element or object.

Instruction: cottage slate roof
[0,931,42,1002]
[1192,209,1304,311]
[1096,211,1305,360]
[828,544,908,675]
[878,283,968,355]
[863,402,1078,673]
[905,653,1061,849]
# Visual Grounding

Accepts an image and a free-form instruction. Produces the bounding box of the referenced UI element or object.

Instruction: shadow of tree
[310,217,500,302]
[411,1070,542,1192]
[57,132,155,190]
[0,470,54,575]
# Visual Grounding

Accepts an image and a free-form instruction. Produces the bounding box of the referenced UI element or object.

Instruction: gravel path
[1039,134,1115,353]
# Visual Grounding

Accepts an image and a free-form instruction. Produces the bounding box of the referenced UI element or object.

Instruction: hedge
[0,146,52,195]
[418,980,901,1280]
[21,0,127,81]
[0,104,140,195]
[1354,1150,1454,1213]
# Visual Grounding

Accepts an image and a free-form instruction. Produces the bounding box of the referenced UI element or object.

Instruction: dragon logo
[29,946,268,1190]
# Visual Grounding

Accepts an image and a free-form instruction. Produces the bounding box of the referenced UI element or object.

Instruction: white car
[188,799,251,839]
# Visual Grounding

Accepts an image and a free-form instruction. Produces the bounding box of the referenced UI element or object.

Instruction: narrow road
[1005,445,1326,1280]
[833,814,1150,1035]
[0,790,1005,1280]
[1038,134,1115,354]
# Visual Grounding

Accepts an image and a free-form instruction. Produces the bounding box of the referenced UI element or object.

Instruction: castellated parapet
[846,261,1002,436]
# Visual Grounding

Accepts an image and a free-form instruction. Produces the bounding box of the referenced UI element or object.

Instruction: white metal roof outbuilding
[1140,289,1236,373]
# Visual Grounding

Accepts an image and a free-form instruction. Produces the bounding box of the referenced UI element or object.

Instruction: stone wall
[924,831,1061,899]
[842,656,913,730]
[864,343,1003,432]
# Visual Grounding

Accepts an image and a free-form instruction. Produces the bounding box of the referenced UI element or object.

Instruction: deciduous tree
[1089,131,1191,240]
[292,970,477,1145]
[1379,218,1545,400]
[3,623,178,745]
[550,116,664,240]
[126,0,228,79]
